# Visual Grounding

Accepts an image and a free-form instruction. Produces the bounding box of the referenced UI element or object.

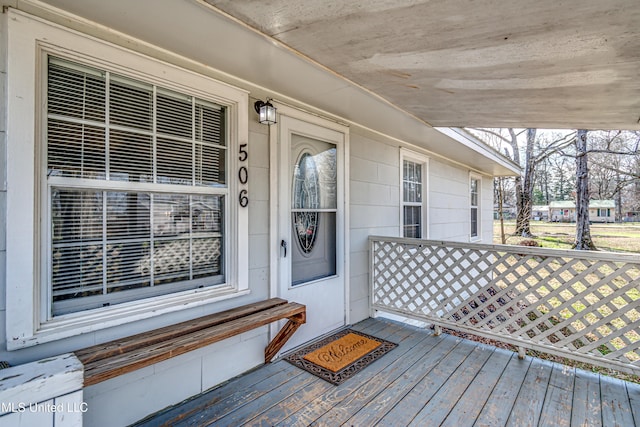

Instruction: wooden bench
[74,298,306,386]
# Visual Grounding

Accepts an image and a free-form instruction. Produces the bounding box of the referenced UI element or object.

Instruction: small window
[598,208,611,217]
[470,176,480,239]
[400,149,428,239]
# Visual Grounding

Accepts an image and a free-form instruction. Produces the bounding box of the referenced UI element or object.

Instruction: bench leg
[265,313,306,362]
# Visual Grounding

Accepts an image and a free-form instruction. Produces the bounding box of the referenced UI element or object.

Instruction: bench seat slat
[81,302,305,386]
[75,298,288,364]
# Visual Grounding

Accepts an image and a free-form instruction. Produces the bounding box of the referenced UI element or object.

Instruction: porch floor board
[132,318,640,427]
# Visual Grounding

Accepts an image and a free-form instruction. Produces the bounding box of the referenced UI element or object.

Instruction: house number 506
[238,144,249,207]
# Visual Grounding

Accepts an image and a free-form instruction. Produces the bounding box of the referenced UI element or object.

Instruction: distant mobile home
[549,200,615,223]
[588,200,615,223]
[549,201,576,222]
[532,205,549,221]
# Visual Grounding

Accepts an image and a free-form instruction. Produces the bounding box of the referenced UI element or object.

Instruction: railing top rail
[368,235,640,264]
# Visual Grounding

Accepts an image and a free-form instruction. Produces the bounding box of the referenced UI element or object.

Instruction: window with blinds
[470,177,479,238]
[47,57,227,315]
[402,159,423,238]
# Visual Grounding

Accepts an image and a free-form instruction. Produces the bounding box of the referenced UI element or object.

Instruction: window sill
[7,286,250,351]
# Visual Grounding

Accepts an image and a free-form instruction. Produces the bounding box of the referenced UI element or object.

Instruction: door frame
[268,103,350,347]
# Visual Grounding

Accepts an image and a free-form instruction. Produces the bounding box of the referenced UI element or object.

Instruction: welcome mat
[284,329,397,385]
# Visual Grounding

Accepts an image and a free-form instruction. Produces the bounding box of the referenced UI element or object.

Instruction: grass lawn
[494,220,640,253]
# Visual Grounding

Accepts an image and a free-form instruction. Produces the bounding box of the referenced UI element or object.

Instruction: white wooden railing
[370,236,640,375]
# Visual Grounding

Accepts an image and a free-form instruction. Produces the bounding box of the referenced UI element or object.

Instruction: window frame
[399,148,429,239]
[469,173,481,241]
[6,12,249,349]
[44,58,230,316]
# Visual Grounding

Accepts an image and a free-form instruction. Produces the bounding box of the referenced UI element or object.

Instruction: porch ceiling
[23,0,521,176]
[208,0,640,131]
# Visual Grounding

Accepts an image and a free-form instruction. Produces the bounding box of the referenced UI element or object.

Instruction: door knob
[281,240,287,257]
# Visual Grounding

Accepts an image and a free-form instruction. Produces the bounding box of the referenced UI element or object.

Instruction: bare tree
[587,131,640,220]
[516,129,537,236]
[495,177,507,243]
[533,152,551,204]
[573,129,596,250]
[473,127,638,246]
[549,154,575,201]
[469,128,521,242]
[471,128,575,237]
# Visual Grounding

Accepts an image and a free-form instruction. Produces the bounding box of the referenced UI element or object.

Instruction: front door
[277,114,346,350]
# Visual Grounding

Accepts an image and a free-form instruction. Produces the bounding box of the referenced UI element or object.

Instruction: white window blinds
[47,57,227,315]
[402,159,422,238]
[470,177,479,238]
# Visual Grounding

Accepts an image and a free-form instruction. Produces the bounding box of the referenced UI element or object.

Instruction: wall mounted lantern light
[254,98,277,125]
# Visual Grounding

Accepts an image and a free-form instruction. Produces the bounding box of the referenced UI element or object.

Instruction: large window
[400,149,428,239]
[470,175,480,240]
[5,13,248,348]
[47,57,228,315]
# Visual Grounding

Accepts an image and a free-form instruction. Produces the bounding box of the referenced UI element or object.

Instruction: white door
[277,114,346,350]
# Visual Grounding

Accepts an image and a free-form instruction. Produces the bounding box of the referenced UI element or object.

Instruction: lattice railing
[370,236,640,375]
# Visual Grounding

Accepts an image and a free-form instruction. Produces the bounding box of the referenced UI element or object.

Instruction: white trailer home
[549,201,577,222]
[550,200,616,223]
[589,200,615,223]
[0,2,520,425]
[1,1,639,426]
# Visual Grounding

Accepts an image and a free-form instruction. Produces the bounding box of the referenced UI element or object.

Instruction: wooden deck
[132,317,640,426]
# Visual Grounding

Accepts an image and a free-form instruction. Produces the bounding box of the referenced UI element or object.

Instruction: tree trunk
[574,129,597,250]
[515,129,536,237]
[615,170,623,222]
[497,177,506,244]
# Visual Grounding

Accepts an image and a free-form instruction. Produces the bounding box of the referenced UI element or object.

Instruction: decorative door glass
[291,134,337,285]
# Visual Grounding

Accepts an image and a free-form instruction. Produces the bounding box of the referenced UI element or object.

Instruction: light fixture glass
[254,99,277,125]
